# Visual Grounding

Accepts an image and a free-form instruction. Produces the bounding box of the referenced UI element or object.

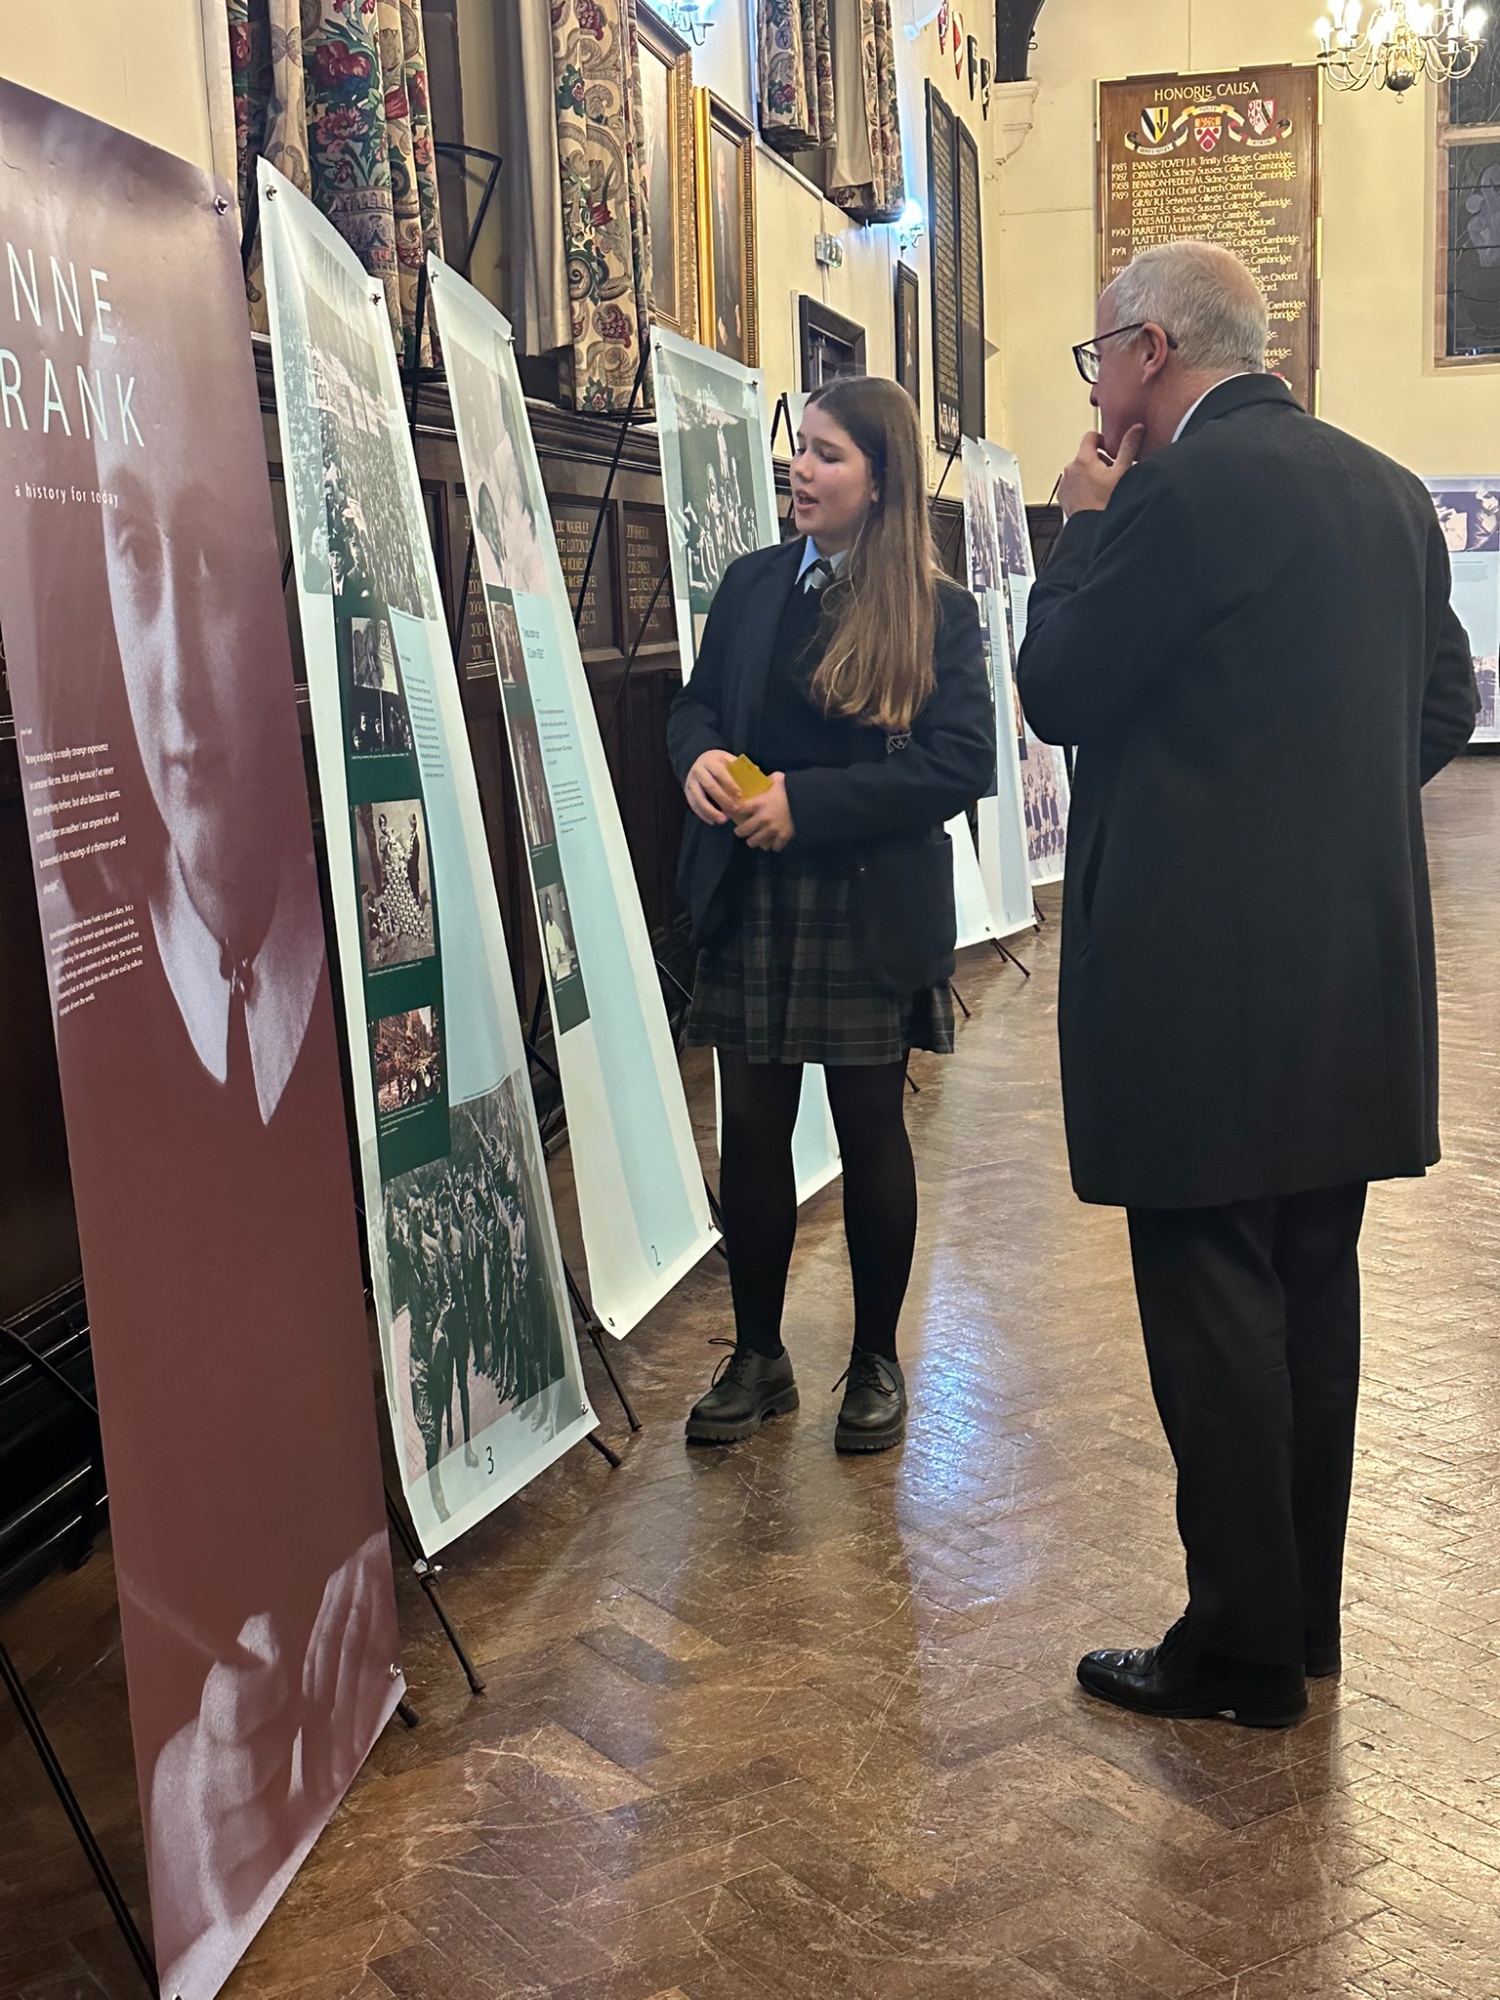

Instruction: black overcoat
[1017,374,1478,1210]
[667,536,995,992]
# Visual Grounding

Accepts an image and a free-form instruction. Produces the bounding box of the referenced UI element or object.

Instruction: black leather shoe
[834,1352,906,1453]
[1077,1619,1307,1728]
[1305,1626,1342,1678]
[685,1345,798,1444]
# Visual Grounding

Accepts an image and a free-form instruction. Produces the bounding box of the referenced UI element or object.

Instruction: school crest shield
[1195,112,1223,152]
[1141,105,1171,145]
[1247,98,1275,137]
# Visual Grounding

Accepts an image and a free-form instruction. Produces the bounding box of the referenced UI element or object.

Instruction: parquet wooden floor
[5,757,1500,1999]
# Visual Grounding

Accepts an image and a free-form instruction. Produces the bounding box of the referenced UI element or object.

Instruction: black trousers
[1126,1183,1368,1669]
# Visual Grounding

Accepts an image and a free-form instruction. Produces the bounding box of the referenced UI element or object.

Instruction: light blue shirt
[795,537,850,585]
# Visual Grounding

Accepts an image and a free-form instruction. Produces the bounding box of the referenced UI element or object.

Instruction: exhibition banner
[960,441,1041,930]
[0,85,402,2000]
[980,442,1070,887]
[653,328,840,1203]
[1428,478,1500,740]
[260,166,595,1555]
[428,261,716,1336]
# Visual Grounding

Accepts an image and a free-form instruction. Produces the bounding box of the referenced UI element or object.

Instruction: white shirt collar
[149,847,324,1125]
[1173,374,1254,443]
[796,537,850,582]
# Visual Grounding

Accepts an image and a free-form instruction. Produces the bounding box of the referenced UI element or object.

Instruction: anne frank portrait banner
[258,166,596,1558]
[0,83,402,2000]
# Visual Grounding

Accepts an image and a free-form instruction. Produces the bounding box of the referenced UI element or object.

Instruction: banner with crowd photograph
[976,441,1070,888]
[0,87,402,2000]
[428,261,716,1336]
[960,441,1043,929]
[1427,478,1500,740]
[260,166,595,1555]
[653,328,841,1203]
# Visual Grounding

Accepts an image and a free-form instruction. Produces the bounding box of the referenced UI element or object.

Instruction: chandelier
[1315,2,1488,91]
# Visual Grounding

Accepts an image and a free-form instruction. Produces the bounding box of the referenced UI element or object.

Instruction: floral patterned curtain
[229,0,444,363]
[829,0,905,223]
[758,0,836,153]
[550,0,655,412]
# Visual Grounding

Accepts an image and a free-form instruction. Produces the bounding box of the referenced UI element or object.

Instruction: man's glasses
[1072,323,1178,385]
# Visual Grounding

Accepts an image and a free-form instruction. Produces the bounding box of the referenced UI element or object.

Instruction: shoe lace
[708,1338,763,1388]
[830,1351,898,1398]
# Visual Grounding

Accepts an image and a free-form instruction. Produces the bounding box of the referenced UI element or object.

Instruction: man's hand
[1058,425,1145,518]
[685,748,742,827]
[733,772,794,852]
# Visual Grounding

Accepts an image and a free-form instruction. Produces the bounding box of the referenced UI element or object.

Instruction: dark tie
[802,556,834,595]
[220,944,261,1125]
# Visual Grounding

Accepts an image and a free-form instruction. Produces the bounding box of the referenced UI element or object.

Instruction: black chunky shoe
[685,1344,798,1444]
[833,1352,906,1453]
[1077,1618,1307,1729]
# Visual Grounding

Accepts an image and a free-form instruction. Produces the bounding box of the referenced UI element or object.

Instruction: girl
[668,377,997,1451]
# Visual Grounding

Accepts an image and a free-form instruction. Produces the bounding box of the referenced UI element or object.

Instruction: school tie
[802,556,834,595]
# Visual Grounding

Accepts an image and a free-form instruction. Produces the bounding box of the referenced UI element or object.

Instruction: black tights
[717,1053,917,1363]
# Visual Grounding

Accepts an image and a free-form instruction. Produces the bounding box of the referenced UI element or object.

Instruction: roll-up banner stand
[427,260,717,1334]
[260,165,596,1555]
[653,329,840,1204]
[959,440,1038,933]
[980,441,1070,886]
[1426,478,1500,741]
[0,87,403,2000]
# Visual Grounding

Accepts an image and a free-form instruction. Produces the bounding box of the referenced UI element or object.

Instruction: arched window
[1440,37,1500,359]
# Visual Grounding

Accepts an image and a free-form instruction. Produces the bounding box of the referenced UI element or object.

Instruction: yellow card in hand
[726,754,772,798]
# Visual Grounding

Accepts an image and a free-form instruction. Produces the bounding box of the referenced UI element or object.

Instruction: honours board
[926,82,961,451]
[1098,66,1320,412]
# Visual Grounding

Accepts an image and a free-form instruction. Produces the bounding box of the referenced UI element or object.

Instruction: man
[1017,241,1478,1728]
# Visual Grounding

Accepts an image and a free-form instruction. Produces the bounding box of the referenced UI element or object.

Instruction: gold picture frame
[694,90,759,367]
[636,6,698,340]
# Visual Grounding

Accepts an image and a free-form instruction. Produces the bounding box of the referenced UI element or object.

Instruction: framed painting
[636,6,698,339]
[694,90,759,366]
[895,261,920,411]
[798,296,866,390]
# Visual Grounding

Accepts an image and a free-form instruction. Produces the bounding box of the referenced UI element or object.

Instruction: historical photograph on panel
[511,714,557,851]
[994,466,1031,579]
[447,332,550,595]
[341,610,414,756]
[652,331,775,657]
[373,1005,443,1115]
[961,441,1002,592]
[355,800,434,972]
[382,1078,581,1513]
[490,589,528,686]
[1019,737,1067,872]
[539,879,581,985]
[1431,484,1500,552]
[297,234,436,621]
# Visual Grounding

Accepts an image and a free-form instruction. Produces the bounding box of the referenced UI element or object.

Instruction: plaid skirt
[685,849,954,1066]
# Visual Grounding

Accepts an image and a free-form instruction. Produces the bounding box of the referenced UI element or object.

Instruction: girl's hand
[685,749,743,826]
[733,772,795,852]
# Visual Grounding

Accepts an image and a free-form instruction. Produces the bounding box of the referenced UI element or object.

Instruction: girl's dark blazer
[666,538,996,994]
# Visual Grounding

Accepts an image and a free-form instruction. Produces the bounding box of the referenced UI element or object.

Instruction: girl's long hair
[806,377,939,733]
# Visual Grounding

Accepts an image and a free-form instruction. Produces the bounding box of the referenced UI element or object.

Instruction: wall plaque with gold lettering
[1097,66,1320,411]
[549,496,617,654]
[621,503,677,649]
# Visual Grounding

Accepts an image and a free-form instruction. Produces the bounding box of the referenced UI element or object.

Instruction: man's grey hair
[1107,241,1269,375]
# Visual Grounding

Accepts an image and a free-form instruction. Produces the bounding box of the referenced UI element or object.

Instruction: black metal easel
[0,1642,158,1996]
[0,1312,157,1996]
[382,1489,489,1695]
